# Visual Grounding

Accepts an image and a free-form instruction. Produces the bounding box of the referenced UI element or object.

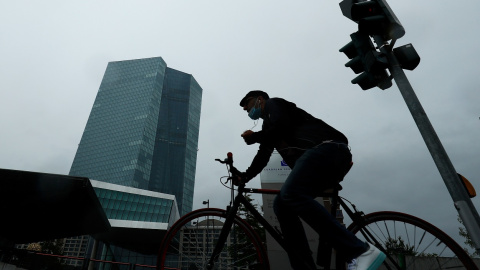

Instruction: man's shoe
[347,244,386,270]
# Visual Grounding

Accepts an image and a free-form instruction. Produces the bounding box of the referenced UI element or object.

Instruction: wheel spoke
[341,212,477,270]
[158,209,268,270]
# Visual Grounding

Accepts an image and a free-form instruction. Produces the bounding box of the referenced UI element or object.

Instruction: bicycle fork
[206,196,242,270]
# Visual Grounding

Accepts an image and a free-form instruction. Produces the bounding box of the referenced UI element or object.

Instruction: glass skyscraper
[64,57,201,268]
[70,56,202,216]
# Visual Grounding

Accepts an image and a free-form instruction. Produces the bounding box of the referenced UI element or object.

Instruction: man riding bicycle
[233,90,385,270]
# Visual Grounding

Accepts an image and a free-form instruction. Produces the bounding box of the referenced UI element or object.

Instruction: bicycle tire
[335,211,478,270]
[158,208,270,270]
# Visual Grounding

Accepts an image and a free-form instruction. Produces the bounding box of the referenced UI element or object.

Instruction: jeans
[273,142,367,270]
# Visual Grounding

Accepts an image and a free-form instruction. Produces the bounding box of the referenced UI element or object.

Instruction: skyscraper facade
[70,56,202,216]
[65,57,201,267]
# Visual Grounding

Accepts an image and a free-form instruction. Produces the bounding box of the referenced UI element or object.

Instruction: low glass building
[85,180,179,268]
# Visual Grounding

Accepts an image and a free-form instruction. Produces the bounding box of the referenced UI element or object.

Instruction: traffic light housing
[339,0,419,89]
[340,0,405,41]
[393,43,420,71]
[340,32,392,90]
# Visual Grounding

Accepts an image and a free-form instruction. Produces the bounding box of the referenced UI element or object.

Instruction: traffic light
[340,0,405,41]
[393,43,420,71]
[340,32,392,90]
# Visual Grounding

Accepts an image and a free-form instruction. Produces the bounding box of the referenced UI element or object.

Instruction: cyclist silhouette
[234,90,385,270]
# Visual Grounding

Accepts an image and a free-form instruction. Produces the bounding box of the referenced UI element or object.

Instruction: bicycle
[158,152,478,270]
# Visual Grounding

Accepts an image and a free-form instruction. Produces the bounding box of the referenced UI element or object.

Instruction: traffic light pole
[378,38,480,253]
[339,0,480,251]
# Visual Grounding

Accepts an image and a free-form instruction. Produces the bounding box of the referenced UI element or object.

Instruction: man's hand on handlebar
[230,165,248,186]
[232,174,246,186]
[216,152,249,186]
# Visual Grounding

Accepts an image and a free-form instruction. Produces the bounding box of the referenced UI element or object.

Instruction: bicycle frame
[205,181,350,270]
[205,181,403,270]
[207,154,398,270]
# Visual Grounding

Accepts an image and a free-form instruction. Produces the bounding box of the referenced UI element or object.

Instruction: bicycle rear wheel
[336,211,477,270]
[158,208,269,270]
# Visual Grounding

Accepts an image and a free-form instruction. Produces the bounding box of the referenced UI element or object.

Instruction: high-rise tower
[63,57,201,268]
[70,56,202,216]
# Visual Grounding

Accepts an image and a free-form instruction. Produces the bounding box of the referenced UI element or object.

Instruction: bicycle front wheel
[338,211,477,270]
[158,208,269,270]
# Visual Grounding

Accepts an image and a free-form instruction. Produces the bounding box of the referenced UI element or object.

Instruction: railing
[0,249,156,269]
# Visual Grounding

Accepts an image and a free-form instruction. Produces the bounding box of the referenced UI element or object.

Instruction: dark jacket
[245,98,348,180]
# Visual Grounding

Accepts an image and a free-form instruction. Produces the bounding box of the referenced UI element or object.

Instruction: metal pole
[380,41,480,252]
[87,238,98,270]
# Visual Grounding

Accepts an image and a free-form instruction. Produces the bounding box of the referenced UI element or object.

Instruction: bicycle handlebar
[215,152,281,194]
[215,152,242,184]
[214,152,233,166]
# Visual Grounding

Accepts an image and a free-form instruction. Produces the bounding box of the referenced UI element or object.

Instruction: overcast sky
[1,0,479,253]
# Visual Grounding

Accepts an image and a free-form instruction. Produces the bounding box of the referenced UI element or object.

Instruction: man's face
[243,97,257,113]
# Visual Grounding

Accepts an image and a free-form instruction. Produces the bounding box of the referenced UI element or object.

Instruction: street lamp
[202,200,209,208]
[202,199,211,259]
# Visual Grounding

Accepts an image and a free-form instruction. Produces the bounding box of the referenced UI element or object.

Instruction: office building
[70,56,201,216]
[88,180,179,268]
[66,56,202,267]
[59,179,179,268]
